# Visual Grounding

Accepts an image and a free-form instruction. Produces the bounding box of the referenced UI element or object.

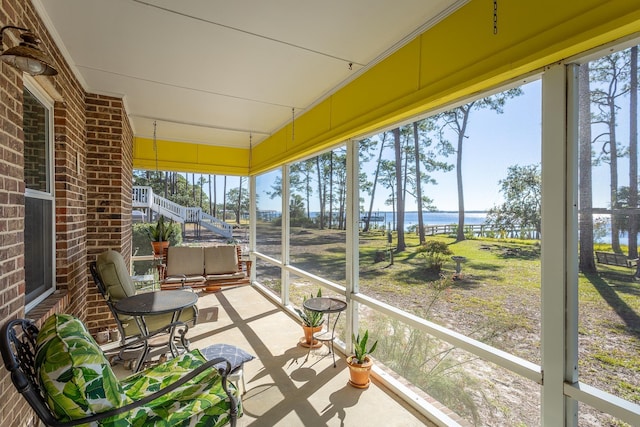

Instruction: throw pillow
[199,344,254,373]
[35,314,129,421]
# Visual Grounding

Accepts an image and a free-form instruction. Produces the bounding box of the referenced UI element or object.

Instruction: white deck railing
[132,186,233,239]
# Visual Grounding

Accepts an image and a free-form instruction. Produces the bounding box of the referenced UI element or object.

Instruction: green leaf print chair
[1,314,241,426]
[90,249,198,359]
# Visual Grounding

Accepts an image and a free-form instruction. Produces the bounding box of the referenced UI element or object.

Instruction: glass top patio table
[114,290,198,372]
[303,297,347,314]
[114,290,197,316]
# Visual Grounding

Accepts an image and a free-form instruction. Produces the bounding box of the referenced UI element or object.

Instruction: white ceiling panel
[35,0,465,148]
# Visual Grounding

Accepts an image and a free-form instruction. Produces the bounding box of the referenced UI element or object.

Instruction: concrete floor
[110,285,434,426]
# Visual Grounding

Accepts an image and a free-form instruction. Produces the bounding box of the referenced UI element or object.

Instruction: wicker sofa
[159,245,251,290]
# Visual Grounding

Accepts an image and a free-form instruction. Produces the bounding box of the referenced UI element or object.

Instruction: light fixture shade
[0,30,57,76]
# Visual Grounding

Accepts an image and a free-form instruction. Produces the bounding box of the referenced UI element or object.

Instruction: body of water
[363,211,487,231]
[366,211,626,245]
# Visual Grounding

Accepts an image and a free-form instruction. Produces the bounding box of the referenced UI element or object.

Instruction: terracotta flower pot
[94,330,109,345]
[151,241,169,257]
[347,355,373,389]
[300,324,323,348]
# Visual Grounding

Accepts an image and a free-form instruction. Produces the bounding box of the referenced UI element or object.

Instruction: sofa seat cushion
[35,314,129,422]
[110,349,241,427]
[204,246,239,275]
[205,271,246,281]
[166,247,205,276]
[163,274,206,284]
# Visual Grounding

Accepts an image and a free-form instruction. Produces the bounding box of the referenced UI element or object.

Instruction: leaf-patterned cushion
[35,314,129,421]
[112,349,241,427]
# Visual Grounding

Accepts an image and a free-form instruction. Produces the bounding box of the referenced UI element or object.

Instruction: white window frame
[24,77,56,312]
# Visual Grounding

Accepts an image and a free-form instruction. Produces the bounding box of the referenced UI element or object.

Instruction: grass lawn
[254,223,639,425]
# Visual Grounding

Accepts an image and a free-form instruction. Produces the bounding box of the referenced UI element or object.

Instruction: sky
[172,73,635,214]
[256,81,545,212]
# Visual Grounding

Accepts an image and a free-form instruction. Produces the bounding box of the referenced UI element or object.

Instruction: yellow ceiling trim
[133,137,249,175]
[249,0,640,176]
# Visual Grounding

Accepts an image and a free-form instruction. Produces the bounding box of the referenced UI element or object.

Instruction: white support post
[249,174,257,283]
[281,165,291,306]
[345,140,359,352]
[564,63,580,427]
[541,62,579,426]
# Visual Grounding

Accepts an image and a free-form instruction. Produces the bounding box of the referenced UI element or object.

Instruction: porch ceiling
[34,0,463,149]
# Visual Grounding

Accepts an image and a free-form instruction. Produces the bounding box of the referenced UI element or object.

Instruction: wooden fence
[419,223,540,240]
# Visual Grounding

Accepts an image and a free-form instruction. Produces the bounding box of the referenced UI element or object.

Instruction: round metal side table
[302,297,347,367]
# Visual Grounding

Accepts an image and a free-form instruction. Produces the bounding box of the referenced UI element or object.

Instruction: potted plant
[294,289,324,348]
[346,330,378,389]
[146,215,175,256]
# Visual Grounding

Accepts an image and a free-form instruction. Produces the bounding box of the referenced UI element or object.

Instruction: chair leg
[228,368,244,395]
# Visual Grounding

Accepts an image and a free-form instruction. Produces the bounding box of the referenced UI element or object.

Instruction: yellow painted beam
[133,137,249,175]
[131,0,640,176]
[249,0,640,175]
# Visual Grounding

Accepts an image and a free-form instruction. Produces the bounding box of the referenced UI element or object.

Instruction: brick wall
[0,1,133,426]
[0,1,34,424]
[53,96,89,319]
[85,94,134,333]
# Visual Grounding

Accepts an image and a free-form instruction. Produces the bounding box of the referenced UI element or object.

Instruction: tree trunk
[413,123,425,244]
[393,128,406,251]
[237,177,243,224]
[213,175,217,217]
[192,173,196,205]
[316,157,325,229]
[163,171,168,198]
[222,176,227,221]
[329,152,334,229]
[338,185,345,230]
[579,63,597,272]
[305,163,312,219]
[364,135,386,232]
[208,175,213,215]
[609,97,621,253]
[629,46,638,261]
[456,107,470,242]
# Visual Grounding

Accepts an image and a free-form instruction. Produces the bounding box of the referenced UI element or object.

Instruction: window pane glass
[578,402,632,426]
[289,148,347,285]
[360,311,541,426]
[256,169,282,260]
[255,259,281,297]
[24,197,53,304]
[23,88,49,192]
[24,86,53,307]
[576,45,640,421]
[358,80,542,367]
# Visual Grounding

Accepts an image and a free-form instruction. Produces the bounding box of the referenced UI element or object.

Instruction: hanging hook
[493,0,498,35]
[153,120,159,172]
[248,132,253,169]
[291,108,295,142]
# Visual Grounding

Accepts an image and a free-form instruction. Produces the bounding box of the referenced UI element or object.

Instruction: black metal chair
[90,250,198,345]
[90,250,198,370]
[0,318,238,427]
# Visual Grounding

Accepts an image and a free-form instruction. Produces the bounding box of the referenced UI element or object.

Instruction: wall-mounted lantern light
[0,25,57,76]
